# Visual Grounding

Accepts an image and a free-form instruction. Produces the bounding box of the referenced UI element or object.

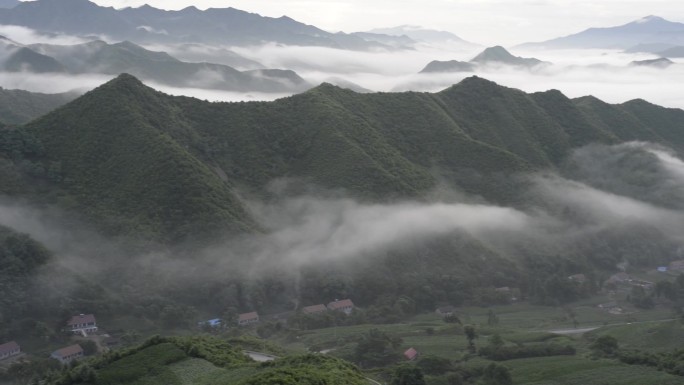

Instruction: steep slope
[521,15,684,49]
[24,74,256,242]
[0,0,385,50]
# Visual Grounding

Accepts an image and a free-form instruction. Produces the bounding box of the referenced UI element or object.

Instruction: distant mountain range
[0,36,310,93]
[368,25,478,47]
[0,0,402,50]
[4,74,684,242]
[420,46,546,73]
[626,43,684,58]
[520,16,684,49]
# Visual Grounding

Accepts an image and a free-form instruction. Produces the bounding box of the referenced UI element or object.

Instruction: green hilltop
[2,73,684,242]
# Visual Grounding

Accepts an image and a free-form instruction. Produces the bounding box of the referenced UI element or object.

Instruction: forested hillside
[2,74,681,242]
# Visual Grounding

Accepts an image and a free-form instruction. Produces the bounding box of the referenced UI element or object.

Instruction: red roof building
[66,314,98,335]
[0,341,20,361]
[51,344,83,364]
[302,304,327,315]
[404,347,418,361]
[238,312,259,326]
[327,299,354,314]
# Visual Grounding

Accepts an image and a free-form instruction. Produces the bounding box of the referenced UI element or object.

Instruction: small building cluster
[0,341,21,361]
[300,299,356,316]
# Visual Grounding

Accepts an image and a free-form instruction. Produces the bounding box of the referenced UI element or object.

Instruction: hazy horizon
[19,0,682,46]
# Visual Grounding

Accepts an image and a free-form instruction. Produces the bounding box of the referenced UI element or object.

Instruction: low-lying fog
[0,24,680,107]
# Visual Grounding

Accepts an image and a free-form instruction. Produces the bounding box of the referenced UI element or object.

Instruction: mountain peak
[471,46,514,62]
[634,15,666,24]
[101,73,147,90]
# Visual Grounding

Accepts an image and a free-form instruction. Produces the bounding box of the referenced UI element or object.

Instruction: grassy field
[507,356,684,385]
[277,300,684,385]
[586,320,684,352]
[168,358,227,385]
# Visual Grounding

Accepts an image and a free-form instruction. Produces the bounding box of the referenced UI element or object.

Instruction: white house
[66,314,98,335]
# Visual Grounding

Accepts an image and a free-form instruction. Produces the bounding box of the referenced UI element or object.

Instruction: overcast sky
[69,0,684,45]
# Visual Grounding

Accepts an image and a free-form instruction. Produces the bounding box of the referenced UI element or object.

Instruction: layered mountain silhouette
[630,57,674,68]
[520,16,684,49]
[420,46,546,73]
[1,38,309,93]
[3,74,684,242]
[0,0,395,50]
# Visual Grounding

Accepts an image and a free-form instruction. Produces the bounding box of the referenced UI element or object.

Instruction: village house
[302,304,327,315]
[66,314,98,335]
[327,299,354,315]
[238,312,259,326]
[51,344,83,364]
[0,341,20,361]
[435,305,457,317]
[404,347,419,361]
[669,260,684,271]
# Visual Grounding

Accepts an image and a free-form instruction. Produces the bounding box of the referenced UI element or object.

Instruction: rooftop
[53,344,83,358]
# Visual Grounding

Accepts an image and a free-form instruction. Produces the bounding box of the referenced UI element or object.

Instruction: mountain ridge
[519,15,684,49]
[0,0,393,50]
[3,74,683,242]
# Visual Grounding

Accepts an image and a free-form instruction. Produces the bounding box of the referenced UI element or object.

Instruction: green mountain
[420,46,546,73]
[22,74,257,242]
[0,87,76,124]
[4,74,684,243]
